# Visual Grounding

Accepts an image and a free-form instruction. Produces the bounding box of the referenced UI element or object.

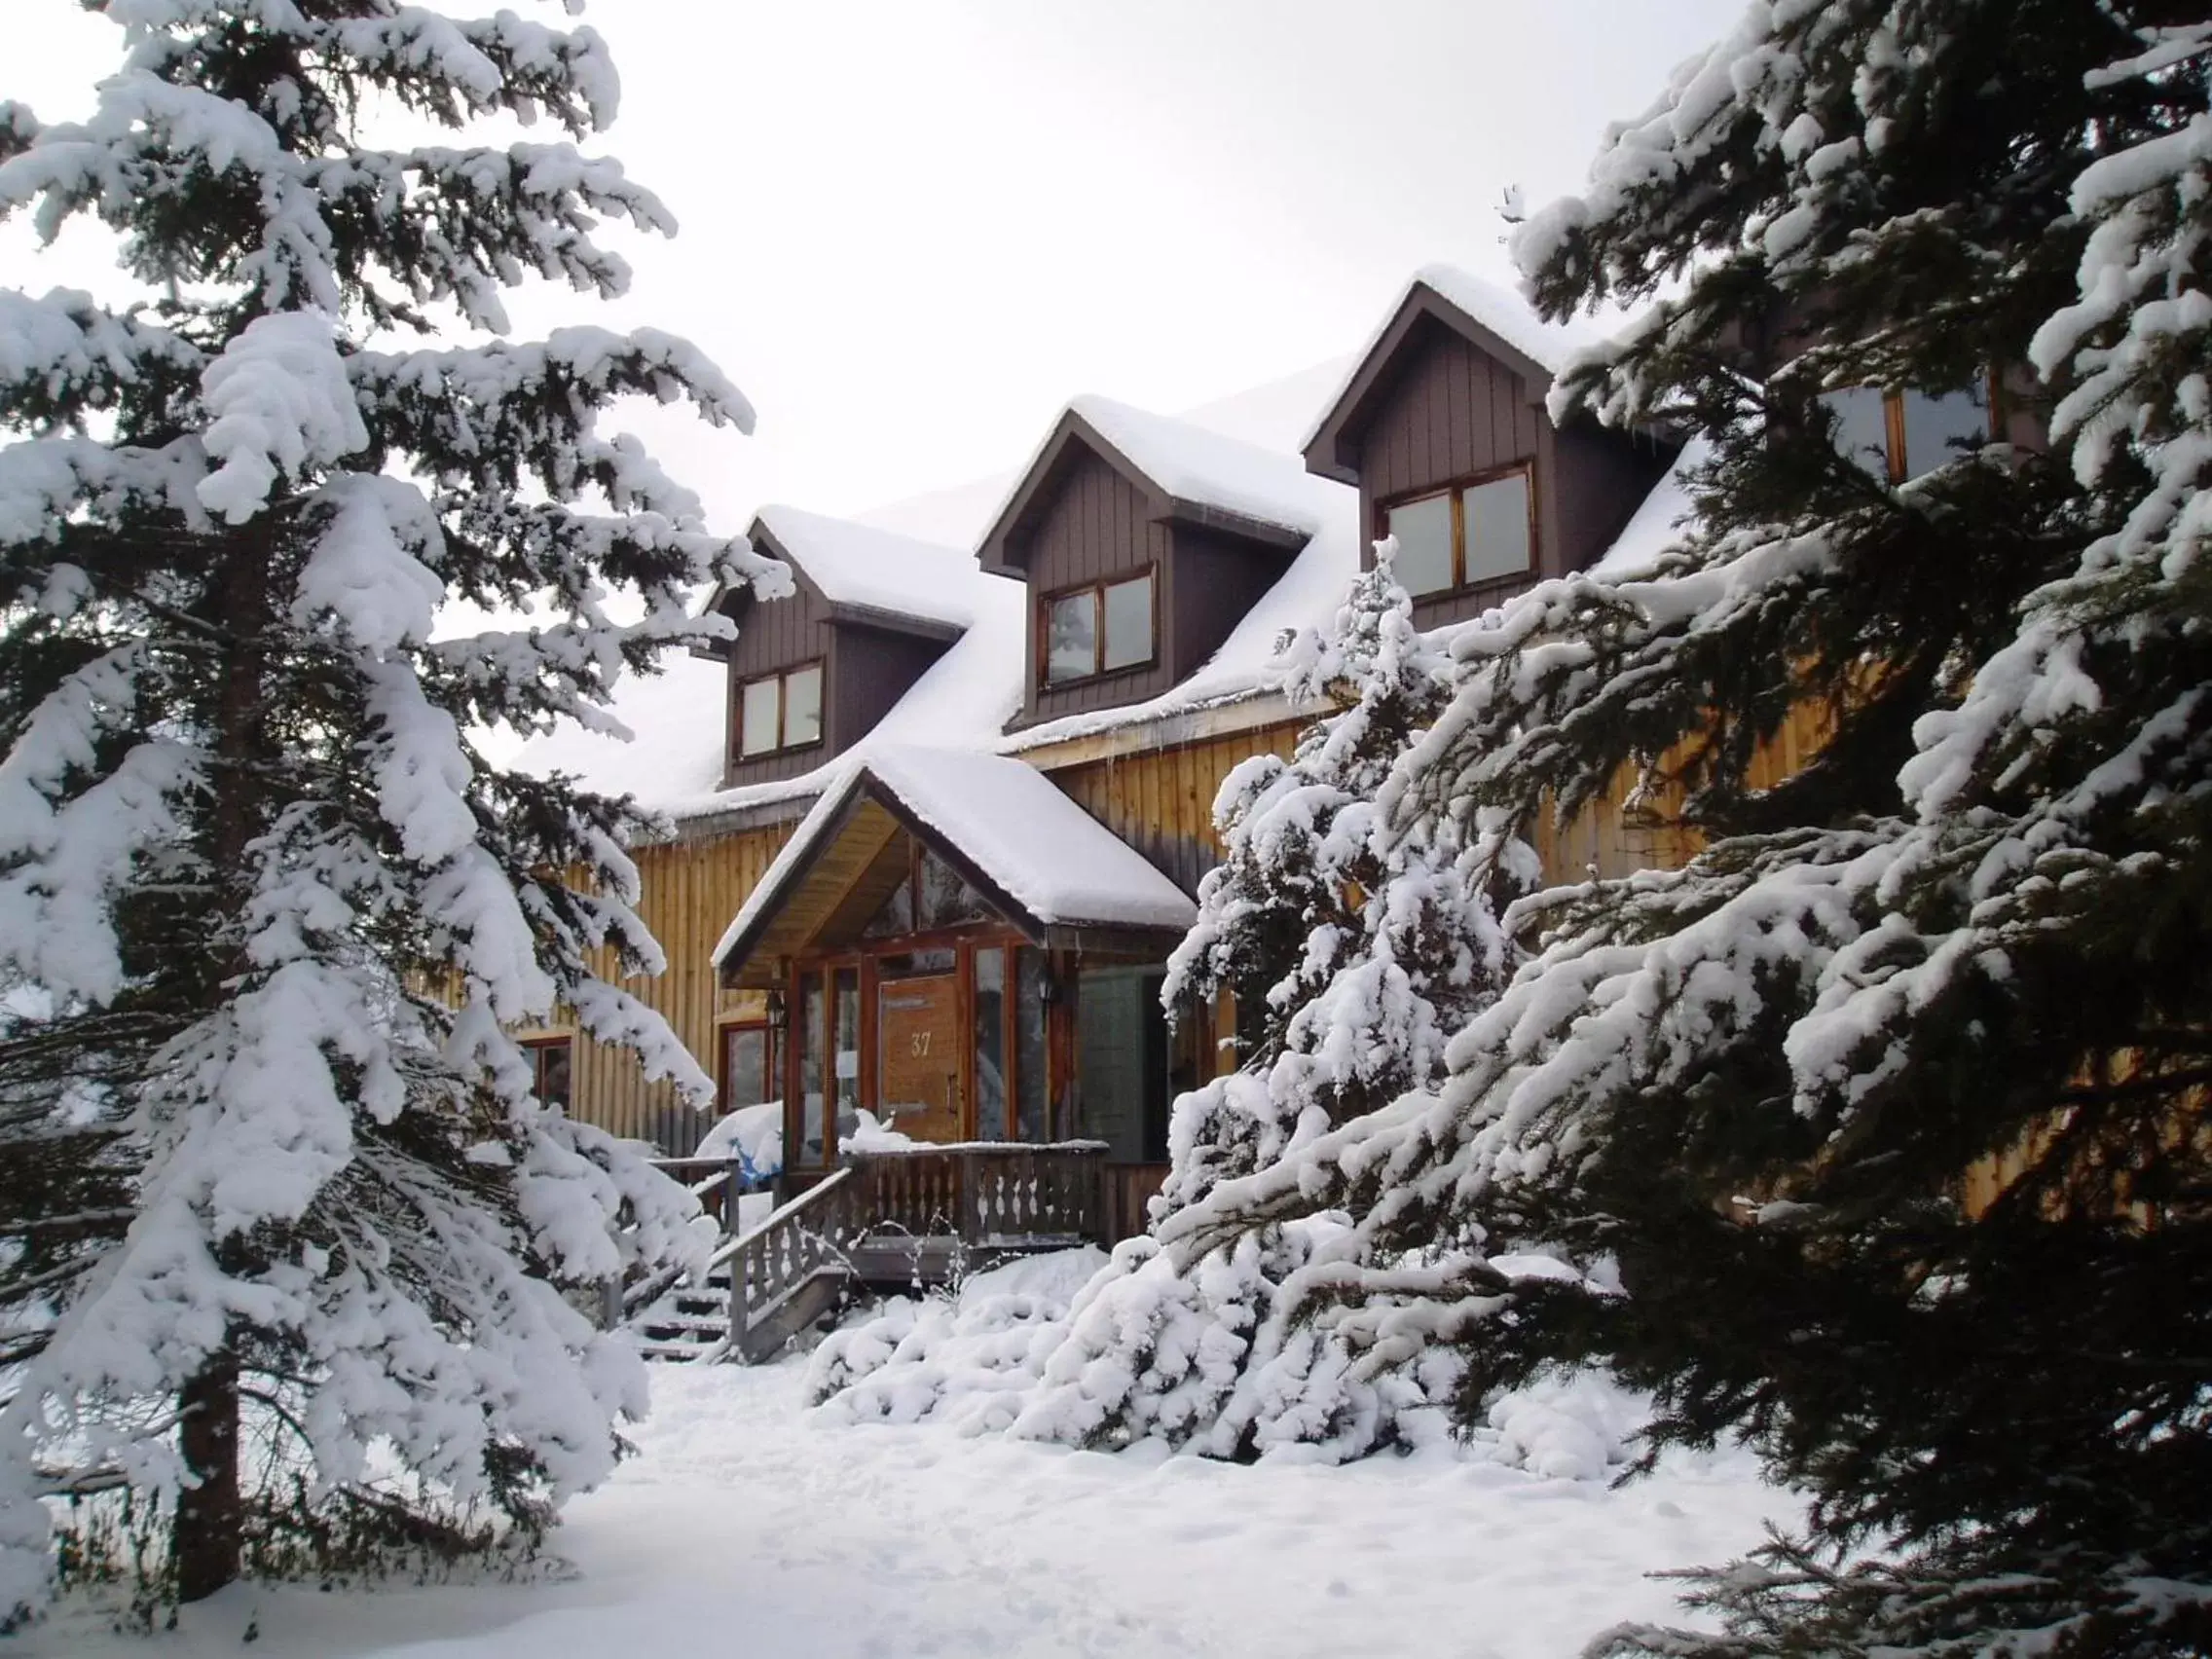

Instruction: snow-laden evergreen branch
[0,0,773,1615]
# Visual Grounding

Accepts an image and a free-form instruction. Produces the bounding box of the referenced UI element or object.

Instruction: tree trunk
[173,1348,241,1602]
[172,524,272,1604]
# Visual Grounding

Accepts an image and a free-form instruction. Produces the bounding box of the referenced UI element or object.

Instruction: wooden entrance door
[876,974,963,1143]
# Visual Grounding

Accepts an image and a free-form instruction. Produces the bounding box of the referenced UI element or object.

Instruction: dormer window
[1382,464,1533,598]
[1825,383,1993,482]
[1043,569,1155,685]
[737,660,824,759]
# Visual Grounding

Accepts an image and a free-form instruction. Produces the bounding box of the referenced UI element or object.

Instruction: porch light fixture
[764,989,788,1032]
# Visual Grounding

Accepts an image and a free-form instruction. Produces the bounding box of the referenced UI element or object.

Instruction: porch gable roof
[712,745,1198,987]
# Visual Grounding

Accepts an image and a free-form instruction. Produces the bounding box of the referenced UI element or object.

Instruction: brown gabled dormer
[978,395,1324,728]
[1304,264,1677,626]
[696,506,980,789]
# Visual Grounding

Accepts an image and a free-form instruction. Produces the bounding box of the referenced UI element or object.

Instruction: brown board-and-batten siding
[1169,528,1291,689]
[1018,450,1181,723]
[831,624,946,751]
[719,575,832,790]
[562,819,797,1150]
[1355,323,1671,628]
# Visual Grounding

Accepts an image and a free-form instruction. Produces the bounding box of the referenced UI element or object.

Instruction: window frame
[780,929,1055,1168]
[731,657,827,762]
[1824,375,2003,484]
[1375,461,1538,601]
[1036,565,1159,689]
[520,1033,573,1114]
[717,1018,777,1117]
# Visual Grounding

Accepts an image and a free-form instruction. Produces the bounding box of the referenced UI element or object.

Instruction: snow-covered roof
[1066,393,1327,540]
[1301,264,1630,473]
[1410,263,1611,379]
[1588,439,1706,580]
[712,744,1198,978]
[520,570,1030,829]
[513,304,1679,831]
[751,503,983,632]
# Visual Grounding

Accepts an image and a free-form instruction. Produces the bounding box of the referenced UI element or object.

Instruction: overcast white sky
[9,1,1742,534]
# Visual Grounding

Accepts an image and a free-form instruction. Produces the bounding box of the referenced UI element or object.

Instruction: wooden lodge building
[520,266,1705,1250]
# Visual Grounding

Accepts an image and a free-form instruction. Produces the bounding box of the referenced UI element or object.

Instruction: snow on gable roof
[512,518,1023,822]
[1303,263,1627,484]
[515,334,1683,824]
[978,394,1335,567]
[1410,263,1609,380]
[712,744,1197,981]
[998,472,1359,754]
[1067,393,1327,541]
[751,503,981,633]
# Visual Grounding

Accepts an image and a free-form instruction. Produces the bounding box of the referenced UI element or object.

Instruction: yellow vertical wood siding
[563,822,794,1146]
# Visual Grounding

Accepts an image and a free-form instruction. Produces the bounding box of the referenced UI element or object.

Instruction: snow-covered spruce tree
[0,1,780,1615]
[1159,544,1529,1211]
[1146,3,2212,1654]
[980,552,1537,1458]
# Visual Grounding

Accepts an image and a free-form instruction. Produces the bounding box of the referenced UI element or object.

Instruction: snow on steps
[623,1146,1118,1366]
[622,1167,860,1364]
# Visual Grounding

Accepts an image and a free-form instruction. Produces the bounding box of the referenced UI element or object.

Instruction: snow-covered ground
[28,1262,1790,1658]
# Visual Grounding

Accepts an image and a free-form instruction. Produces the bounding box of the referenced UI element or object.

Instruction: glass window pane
[534,1040,571,1114]
[916,846,993,930]
[722,1025,766,1110]
[739,677,780,756]
[1461,471,1532,585]
[1385,493,1454,596]
[833,967,861,1147]
[974,947,1007,1141]
[1076,967,1147,1161]
[1102,573,1153,671]
[1046,590,1097,682]
[797,975,826,1165]
[1899,385,1989,478]
[782,664,823,747]
[1824,387,1892,478]
[861,865,915,938]
[1016,948,1048,1143]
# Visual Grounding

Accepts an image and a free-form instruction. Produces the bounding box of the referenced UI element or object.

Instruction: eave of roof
[712,747,1197,987]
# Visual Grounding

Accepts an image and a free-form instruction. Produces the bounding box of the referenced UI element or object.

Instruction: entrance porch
[658,747,1214,1359]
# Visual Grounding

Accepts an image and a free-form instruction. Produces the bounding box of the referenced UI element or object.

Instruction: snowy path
[32,1361,1787,1658]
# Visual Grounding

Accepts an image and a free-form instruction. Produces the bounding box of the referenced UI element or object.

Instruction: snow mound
[807,1247,1110,1430]
[689,1099,783,1175]
[807,1242,1647,1477]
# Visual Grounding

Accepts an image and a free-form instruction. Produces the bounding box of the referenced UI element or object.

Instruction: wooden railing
[840,1142,1107,1245]
[712,1164,861,1351]
[1102,1161,1169,1244]
[620,1141,1140,1345]
[647,1155,749,1233]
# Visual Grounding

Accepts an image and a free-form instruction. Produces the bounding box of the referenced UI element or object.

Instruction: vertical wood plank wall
[1020,453,1180,722]
[1045,723,1303,898]
[1530,699,1835,883]
[557,700,1834,1148]
[565,821,795,1148]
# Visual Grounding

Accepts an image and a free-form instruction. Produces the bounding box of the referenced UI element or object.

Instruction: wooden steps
[619,1143,1117,1366]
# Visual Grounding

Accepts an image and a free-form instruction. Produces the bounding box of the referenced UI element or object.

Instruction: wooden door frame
[782,927,1055,1164]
